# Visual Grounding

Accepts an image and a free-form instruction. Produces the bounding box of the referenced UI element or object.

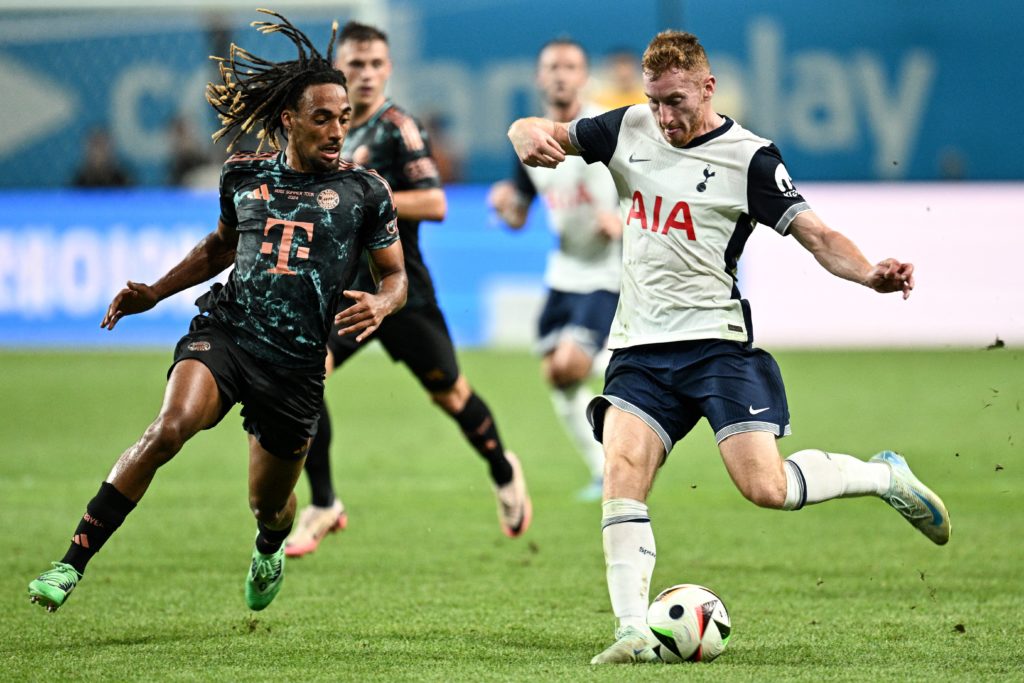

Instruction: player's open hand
[508,119,566,169]
[487,181,517,212]
[101,281,159,330]
[335,290,391,342]
[866,258,915,299]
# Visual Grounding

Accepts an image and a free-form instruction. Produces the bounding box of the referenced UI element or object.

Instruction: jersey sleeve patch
[746,144,811,235]
[361,170,400,249]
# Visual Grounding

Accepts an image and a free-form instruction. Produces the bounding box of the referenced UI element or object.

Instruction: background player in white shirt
[489,38,621,501]
[508,30,950,664]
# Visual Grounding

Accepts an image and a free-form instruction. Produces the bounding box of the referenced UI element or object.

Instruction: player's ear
[281,108,294,133]
[704,74,716,100]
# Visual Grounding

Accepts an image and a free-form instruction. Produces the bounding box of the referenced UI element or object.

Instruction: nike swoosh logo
[632,648,648,656]
[748,406,770,415]
[628,153,650,163]
[912,490,943,526]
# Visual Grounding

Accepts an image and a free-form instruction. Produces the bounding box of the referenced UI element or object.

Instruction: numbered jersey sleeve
[359,170,400,250]
[746,144,810,235]
[568,106,630,166]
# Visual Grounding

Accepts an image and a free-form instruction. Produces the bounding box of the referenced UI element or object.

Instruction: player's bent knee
[249,496,289,526]
[140,415,195,460]
[430,377,470,414]
[604,448,655,477]
[547,362,589,389]
[740,480,787,509]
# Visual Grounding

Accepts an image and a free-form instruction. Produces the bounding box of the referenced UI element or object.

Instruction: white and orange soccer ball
[647,583,732,663]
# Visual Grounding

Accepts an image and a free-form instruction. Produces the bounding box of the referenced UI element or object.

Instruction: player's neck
[351,97,388,129]
[547,100,582,124]
[683,110,725,145]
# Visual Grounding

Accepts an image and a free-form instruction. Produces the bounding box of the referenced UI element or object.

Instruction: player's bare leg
[245,435,308,610]
[29,360,222,611]
[591,407,662,664]
[717,431,788,508]
[431,375,531,537]
[718,431,950,543]
[544,339,605,501]
[108,360,224,500]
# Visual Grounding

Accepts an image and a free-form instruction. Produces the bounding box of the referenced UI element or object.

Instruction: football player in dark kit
[284,21,532,557]
[27,11,407,613]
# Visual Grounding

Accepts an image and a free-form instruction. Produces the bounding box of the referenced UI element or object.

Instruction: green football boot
[29,562,82,612]
[245,545,285,611]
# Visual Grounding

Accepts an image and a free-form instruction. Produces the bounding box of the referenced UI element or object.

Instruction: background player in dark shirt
[284,21,531,557]
[27,11,407,614]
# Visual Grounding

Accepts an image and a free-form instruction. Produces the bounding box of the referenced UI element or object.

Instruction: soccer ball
[647,583,732,663]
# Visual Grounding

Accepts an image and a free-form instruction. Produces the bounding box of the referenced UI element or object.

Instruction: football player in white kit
[508,30,951,664]
[489,38,622,502]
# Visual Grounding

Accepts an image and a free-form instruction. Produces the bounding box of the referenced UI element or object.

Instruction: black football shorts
[171,315,324,459]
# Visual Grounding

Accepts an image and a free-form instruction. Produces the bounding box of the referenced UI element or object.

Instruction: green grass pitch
[2,348,1022,681]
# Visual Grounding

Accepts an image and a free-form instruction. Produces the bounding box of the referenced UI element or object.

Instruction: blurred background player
[72,128,133,188]
[589,47,646,111]
[488,38,621,502]
[284,21,531,558]
[27,11,406,613]
[509,29,950,663]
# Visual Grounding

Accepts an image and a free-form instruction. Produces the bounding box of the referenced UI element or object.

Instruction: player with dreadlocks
[27,10,406,613]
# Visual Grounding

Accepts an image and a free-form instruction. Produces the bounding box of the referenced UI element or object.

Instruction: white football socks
[783,449,892,510]
[552,384,605,479]
[602,498,655,631]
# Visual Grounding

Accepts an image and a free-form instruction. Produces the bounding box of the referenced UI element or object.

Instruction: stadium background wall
[1,184,1021,349]
[0,0,1021,187]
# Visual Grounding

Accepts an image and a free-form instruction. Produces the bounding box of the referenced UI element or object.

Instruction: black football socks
[453,392,513,486]
[61,482,137,575]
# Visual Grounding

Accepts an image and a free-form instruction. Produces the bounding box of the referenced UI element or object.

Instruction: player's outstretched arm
[335,241,408,342]
[487,181,529,229]
[508,117,576,168]
[101,219,239,330]
[788,210,914,299]
[394,188,447,222]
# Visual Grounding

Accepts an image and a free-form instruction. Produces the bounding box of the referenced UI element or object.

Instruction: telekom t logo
[261,218,314,275]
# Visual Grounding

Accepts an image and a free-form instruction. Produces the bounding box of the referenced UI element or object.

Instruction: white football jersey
[569,106,810,349]
[514,106,621,293]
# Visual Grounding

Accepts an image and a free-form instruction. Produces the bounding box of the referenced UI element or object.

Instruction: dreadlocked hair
[206,8,346,152]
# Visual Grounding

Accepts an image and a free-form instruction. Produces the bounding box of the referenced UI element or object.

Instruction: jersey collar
[680,114,734,149]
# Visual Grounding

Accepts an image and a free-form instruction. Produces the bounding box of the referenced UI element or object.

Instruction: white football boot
[590,625,661,664]
[284,499,347,558]
[495,452,532,538]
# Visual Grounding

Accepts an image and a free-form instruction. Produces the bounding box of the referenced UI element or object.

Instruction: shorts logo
[317,189,340,210]
[187,341,211,352]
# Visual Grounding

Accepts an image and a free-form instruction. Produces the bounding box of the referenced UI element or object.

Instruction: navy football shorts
[536,288,619,357]
[171,315,324,460]
[587,339,791,455]
[326,302,460,393]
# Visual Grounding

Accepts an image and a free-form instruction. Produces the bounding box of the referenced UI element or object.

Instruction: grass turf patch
[2,348,1021,681]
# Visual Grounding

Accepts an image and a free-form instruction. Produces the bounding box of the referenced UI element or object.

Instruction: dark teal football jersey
[206,151,398,369]
[341,100,441,309]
